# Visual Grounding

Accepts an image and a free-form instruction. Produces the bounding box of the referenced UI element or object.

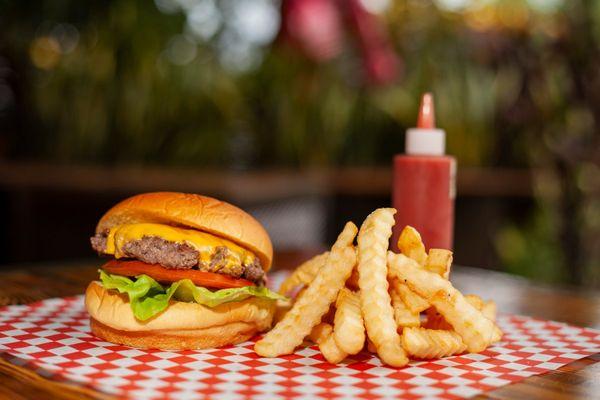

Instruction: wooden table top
[0,254,598,400]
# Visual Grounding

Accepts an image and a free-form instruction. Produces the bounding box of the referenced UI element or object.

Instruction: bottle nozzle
[417,92,436,129]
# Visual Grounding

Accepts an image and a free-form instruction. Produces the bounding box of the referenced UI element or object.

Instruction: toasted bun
[96,192,273,271]
[85,281,275,350]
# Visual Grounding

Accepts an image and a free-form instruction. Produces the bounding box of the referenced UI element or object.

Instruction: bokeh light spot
[155,0,180,14]
[527,0,563,13]
[165,34,198,65]
[29,37,61,70]
[229,0,280,46]
[218,32,262,73]
[186,0,222,41]
[497,1,530,30]
[51,23,79,54]
[434,0,473,12]
[359,0,392,14]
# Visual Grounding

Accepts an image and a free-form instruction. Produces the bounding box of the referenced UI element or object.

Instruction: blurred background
[0,0,598,287]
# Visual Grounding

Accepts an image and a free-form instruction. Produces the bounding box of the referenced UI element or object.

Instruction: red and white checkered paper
[0,272,599,400]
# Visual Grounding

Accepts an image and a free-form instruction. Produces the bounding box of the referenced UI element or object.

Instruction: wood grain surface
[0,254,598,400]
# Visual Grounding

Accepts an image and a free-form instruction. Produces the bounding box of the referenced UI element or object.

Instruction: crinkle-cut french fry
[308,323,323,343]
[254,223,357,357]
[310,323,348,364]
[402,327,467,359]
[397,226,428,266]
[482,300,497,323]
[278,252,329,295]
[480,300,501,343]
[465,296,498,328]
[387,252,502,353]
[426,248,453,279]
[333,288,365,355]
[393,280,429,314]
[295,287,307,301]
[424,308,448,330]
[358,208,408,367]
[491,329,502,344]
[424,307,452,330]
[346,268,360,289]
[322,303,336,324]
[389,284,420,328]
[425,296,499,333]
[465,294,484,310]
[367,339,377,353]
[273,298,293,324]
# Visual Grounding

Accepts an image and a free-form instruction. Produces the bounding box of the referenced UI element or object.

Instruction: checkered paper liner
[0,272,599,400]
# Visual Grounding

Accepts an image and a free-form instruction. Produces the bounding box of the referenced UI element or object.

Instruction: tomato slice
[102,260,254,289]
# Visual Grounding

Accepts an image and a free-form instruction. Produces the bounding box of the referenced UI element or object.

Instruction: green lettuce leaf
[99,270,286,321]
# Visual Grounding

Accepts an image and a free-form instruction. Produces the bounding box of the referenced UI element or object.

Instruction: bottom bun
[85,281,275,350]
[90,317,260,350]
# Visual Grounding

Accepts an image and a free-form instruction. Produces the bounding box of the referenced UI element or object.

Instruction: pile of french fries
[254,208,502,366]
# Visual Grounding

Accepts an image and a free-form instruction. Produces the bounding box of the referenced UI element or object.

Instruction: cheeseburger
[85,192,284,350]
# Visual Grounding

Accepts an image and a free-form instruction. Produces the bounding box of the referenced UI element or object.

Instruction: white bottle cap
[405,128,446,156]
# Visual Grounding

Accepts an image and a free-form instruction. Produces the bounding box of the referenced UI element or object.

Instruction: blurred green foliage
[0,0,524,167]
[0,0,598,285]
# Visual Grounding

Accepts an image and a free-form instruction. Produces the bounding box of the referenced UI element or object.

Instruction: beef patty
[90,233,264,283]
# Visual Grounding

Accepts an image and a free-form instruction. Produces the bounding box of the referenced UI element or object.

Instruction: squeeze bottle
[391,93,456,251]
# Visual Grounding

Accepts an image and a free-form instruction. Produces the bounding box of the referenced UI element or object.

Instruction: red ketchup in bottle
[391,93,456,251]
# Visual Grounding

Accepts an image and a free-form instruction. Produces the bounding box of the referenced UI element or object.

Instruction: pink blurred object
[280,0,401,86]
[346,0,401,85]
[282,0,343,61]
